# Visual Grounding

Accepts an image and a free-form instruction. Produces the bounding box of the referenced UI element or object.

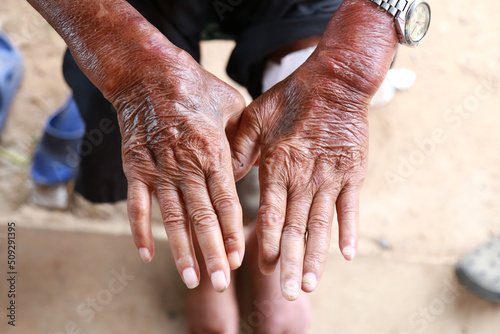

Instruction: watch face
[406,2,431,44]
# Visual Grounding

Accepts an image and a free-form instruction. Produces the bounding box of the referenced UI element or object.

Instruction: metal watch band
[368,0,409,17]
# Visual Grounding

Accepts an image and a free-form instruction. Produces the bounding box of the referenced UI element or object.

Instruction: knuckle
[205,142,224,160]
[282,222,307,238]
[162,214,186,232]
[338,204,358,217]
[128,199,148,221]
[310,169,330,192]
[333,149,367,176]
[123,146,149,163]
[190,208,218,232]
[203,252,225,270]
[212,195,239,213]
[266,145,289,160]
[195,136,224,161]
[307,215,331,232]
[262,145,290,170]
[222,229,242,248]
[201,151,227,174]
[258,205,285,228]
[288,170,312,192]
[347,173,366,187]
[337,201,359,222]
[123,141,155,166]
[160,203,186,230]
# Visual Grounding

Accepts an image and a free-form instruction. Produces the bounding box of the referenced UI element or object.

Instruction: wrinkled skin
[28,0,250,291]
[26,0,247,291]
[26,0,398,299]
[231,0,398,300]
[113,49,247,291]
[231,57,369,300]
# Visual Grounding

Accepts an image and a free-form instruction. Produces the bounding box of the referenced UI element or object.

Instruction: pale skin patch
[97,3,109,18]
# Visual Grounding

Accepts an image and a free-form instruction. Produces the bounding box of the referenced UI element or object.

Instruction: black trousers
[63,0,341,203]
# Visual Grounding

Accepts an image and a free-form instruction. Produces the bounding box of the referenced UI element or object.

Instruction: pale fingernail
[139,248,152,263]
[228,252,242,269]
[211,270,228,292]
[182,268,199,289]
[302,273,318,291]
[342,246,357,261]
[283,280,300,301]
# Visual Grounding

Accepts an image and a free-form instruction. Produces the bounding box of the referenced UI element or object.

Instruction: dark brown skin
[26,0,398,298]
[231,0,398,300]
[27,0,247,291]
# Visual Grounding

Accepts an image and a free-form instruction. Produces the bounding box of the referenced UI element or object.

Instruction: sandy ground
[1,0,500,333]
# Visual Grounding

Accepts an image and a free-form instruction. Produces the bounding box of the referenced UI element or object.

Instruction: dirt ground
[1,0,500,333]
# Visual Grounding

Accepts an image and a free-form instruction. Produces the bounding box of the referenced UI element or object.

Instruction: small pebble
[378,238,391,250]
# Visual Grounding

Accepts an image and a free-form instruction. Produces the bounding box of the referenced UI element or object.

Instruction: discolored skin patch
[230,0,398,300]
[27,0,248,292]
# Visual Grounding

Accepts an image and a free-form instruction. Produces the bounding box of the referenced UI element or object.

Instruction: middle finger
[280,184,313,301]
[180,175,231,292]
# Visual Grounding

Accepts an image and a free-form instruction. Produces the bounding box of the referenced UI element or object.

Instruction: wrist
[105,43,191,106]
[309,0,398,96]
[27,0,183,102]
[68,16,183,103]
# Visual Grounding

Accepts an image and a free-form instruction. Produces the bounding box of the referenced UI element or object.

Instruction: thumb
[223,89,247,143]
[230,102,262,181]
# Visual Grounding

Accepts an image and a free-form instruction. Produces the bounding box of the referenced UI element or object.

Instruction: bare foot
[186,238,239,334]
[242,228,311,334]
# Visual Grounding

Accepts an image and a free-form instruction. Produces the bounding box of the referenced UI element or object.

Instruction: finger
[280,188,312,301]
[223,91,246,144]
[206,153,245,270]
[302,189,335,293]
[127,178,154,263]
[208,71,246,128]
[156,186,200,290]
[336,185,360,261]
[256,164,287,275]
[181,176,231,292]
[231,102,262,181]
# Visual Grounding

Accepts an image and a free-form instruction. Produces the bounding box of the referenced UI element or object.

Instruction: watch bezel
[396,0,431,47]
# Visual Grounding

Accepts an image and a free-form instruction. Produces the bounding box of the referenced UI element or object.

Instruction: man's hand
[231,0,398,300]
[26,0,246,292]
[231,58,369,301]
[115,49,246,292]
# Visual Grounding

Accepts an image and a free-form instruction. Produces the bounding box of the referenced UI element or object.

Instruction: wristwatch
[368,0,431,47]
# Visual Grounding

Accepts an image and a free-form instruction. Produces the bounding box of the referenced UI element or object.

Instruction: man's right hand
[26,0,247,292]
[115,47,247,292]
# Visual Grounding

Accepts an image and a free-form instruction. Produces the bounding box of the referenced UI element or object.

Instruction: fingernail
[302,273,318,291]
[342,246,357,261]
[211,270,228,292]
[228,252,242,269]
[283,280,300,301]
[182,268,199,289]
[139,248,152,263]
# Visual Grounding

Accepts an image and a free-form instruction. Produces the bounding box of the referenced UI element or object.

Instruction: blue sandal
[0,31,23,135]
[31,96,85,185]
